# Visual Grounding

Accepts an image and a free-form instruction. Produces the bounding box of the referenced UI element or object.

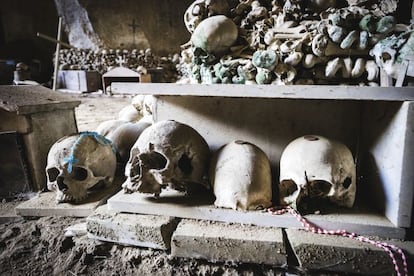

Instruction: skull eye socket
[178,154,193,175]
[381,52,392,62]
[47,167,60,182]
[71,167,88,181]
[279,180,298,197]
[308,180,331,198]
[140,151,167,170]
[342,177,352,189]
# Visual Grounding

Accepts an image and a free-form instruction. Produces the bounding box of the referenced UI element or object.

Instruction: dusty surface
[172,219,286,266]
[70,92,132,132]
[0,216,292,275]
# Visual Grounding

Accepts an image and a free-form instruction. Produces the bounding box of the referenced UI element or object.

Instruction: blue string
[79,131,116,154]
[63,131,116,173]
[63,155,79,173]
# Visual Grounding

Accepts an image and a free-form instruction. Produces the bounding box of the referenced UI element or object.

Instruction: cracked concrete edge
[86,205,179,250]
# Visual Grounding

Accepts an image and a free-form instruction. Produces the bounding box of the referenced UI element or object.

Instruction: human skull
[106,121,151,164]
[184,0,230,33]
[279,135,356,209]
[118,105,142,122]
[131,94,155,123]
[210,140,272,211]
[370,32,413,78]
[96,119,128,137]
[191,15,238,56]
[46,132,117,203]
[122,120,210,196]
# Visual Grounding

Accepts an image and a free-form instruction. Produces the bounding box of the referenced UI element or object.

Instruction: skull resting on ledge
[122,120,210,196]
[46,132,117,203]
[278,135,356,210]
[210,140,272,211]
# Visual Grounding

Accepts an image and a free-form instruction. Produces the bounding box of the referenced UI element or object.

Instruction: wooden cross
[129,19,140,47]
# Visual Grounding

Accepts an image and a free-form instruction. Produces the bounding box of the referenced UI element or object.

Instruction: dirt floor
[0,216,292,276]
[0,92,297,276]
[71,92,133,132]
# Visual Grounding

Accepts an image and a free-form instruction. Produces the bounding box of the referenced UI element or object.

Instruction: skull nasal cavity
[47,167,59,182]
[178,154,193,174]
[57,176,68,191]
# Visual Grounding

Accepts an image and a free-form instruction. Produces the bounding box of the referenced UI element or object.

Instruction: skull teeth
[56,192,87,203]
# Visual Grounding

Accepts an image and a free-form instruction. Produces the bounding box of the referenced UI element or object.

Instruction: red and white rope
[268,206,409,276]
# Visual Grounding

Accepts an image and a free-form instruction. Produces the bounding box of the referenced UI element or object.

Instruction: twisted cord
[63,131,116,173]
[268,206,408,276]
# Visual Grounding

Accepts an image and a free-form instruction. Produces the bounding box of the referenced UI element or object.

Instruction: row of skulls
[46,108,356,212]
[179,0,413,85]
[57,48,180,83]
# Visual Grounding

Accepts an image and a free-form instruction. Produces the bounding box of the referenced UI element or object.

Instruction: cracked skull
[46,132,117,203]
[279,135,356,209]
[122,120,210,196]
[210,140,272,211]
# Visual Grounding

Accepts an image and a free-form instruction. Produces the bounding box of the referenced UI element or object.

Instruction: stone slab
[15,184,120,217]
[87,205,179,250]
[107,189,405,239]
[0,201,21,223]
[64,222,87,237]
[171,219,286,265]
[0,85,80,115]
[111,83,414,101]
[362,101,414,227]
[286,229,414,275]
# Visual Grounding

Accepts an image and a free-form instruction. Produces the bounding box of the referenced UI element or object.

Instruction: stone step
[171,219,287,266]
[87,205,179,250]
[286,228,414,275]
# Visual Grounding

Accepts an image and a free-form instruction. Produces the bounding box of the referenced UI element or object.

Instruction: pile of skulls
[179,0,413,85]
[57,48,180,82]
[120,119,356,213]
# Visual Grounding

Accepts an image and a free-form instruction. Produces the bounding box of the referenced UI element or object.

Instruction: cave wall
[0,0,193,83]
[56,0,193,55]
[0,0,58,83]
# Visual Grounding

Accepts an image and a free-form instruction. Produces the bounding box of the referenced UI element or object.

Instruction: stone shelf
[112,83,414,101]
[0,85,80,114]
[107,189,405,239]
[110,82,414,235]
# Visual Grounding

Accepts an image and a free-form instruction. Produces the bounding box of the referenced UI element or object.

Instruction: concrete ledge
[87,206,179,250]
[171,219,286,266]
[15,184,120,217]
[107,190,405,239]
[286,229,413,275]
[0,201,21,223]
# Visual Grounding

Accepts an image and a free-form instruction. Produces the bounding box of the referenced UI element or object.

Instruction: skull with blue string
[46,132,117,203]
